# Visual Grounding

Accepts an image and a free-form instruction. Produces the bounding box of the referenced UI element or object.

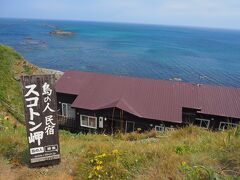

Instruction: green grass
[0,44,37,123]
[0,45,240,179]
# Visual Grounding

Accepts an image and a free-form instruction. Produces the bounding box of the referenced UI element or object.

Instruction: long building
[55,70,240,133]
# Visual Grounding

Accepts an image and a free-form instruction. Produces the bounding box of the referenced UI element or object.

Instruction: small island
[49,29,75,36]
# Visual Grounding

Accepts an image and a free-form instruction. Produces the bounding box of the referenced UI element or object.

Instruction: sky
[1,0,240,29]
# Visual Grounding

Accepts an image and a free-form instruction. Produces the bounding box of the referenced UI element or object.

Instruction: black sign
[21,74,60,167]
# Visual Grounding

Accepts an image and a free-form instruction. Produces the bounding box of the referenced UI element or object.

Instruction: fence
[57,115,76,129]
[0,95,25,123]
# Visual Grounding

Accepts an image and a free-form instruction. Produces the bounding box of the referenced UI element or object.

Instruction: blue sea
[1,18,240,87]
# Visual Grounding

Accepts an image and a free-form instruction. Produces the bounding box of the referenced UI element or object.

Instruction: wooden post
[120,110,124,132]
[111,108,115,134]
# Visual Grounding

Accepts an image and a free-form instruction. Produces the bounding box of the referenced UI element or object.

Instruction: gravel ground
[39,68,64,80]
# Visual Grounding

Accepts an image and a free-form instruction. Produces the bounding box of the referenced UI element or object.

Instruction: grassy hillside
[0,45,39,123]
[1,115,240,179]
[0,45,240,179]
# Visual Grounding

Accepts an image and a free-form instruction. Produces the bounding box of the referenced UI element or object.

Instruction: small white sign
[30,147,44,155]
[44,144,59,152]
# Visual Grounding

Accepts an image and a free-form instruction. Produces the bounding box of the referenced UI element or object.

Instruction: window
[62,103,67,116]
[81,115,88,126]
[89,117,96,127]
[165,126,175,131]
[219,122,239,131]
[195,118,210,129]
[155,124,165,132]
[80,115,97,129]
[125,121,135,133]
[62,103,76,119]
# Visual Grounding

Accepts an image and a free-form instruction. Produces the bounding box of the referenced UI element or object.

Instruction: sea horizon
[0,18,240,87]
[2,17,240,32]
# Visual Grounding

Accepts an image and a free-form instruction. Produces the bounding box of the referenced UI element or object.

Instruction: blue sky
[1,0,240,29]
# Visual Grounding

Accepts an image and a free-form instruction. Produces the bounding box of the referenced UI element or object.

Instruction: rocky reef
[49,29,75,36]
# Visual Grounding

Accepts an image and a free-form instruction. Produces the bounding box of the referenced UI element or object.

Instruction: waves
[0,18,240,87]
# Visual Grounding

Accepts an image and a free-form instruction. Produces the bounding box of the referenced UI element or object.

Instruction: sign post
[21,74,60,167]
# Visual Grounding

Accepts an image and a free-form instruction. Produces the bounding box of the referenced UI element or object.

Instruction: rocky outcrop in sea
[49,30,75,36]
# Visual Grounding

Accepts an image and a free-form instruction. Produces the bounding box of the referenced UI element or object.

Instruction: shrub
[87,149,130,179]
[115,130,157,141]
[179,161,220,180]
[175,144,191,155]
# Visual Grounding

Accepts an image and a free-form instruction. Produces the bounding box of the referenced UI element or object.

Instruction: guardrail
[0,95,25,123]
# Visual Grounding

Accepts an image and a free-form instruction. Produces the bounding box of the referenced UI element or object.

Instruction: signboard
[21,74,60,167]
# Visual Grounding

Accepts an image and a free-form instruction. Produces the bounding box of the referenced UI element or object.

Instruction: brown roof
[55,70,240,123]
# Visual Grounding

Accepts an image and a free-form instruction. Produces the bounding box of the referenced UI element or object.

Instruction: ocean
[0,18,240,87]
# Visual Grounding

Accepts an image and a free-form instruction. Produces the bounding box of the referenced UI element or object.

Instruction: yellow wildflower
[101,153,106,157]
[96,165,103,171]
[181,161,187,166]
[96,160,103,165]
[112,149,119,155]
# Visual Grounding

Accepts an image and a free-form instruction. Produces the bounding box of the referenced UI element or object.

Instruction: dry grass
[1,115,240,179]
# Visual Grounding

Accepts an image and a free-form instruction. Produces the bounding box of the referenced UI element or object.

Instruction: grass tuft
[1,114,240,179]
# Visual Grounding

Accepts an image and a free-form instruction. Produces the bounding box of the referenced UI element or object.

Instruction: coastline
[13,56,64,81]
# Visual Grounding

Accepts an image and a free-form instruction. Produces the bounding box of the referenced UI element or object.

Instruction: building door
[125,121,135,133]
[99,117,104,128]
[62,103,76,119]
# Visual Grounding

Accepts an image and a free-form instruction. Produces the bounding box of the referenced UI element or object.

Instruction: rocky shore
[13,58,63,81]
[39,68,64,80]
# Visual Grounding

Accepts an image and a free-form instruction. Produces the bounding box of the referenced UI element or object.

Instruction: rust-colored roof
[55,70,240,123]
